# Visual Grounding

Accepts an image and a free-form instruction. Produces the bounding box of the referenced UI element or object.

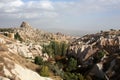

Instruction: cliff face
[67,30,120,79]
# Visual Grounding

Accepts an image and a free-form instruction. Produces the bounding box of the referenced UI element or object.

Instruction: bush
[42,44,54,57]
[34,56,43,65]
[14,32,23,42]
[40,65,50,77]
[67,58,77,71]
[63,72,86,80]
[93,50,105,63]
[3,33,8,36]
[78,74,86,80]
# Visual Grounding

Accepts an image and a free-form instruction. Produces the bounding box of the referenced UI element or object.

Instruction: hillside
[66,29,120,80]
[0,22,120,80]
[0,22,74,45]
[0,22,74,80]
[0,33,53,80]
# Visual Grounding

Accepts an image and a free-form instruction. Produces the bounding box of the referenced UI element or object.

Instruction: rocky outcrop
[0,52,52,80]
[0,76,10,80]
[67,30,120,79]
[13,22,73,45]
[0,34,52,80]
[20,21,32,28]
[0,34,48,61]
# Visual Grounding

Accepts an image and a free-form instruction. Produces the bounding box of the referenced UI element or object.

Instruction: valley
[0,22,120,80]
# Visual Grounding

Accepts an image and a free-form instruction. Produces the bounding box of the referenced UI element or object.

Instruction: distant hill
[0,21,75,45]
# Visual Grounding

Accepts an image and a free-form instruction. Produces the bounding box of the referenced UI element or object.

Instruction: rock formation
[20,21,32,28]
[14,22,73,45]
[1,22,120,80]
[67,30,120,79]
[0,34,52,80]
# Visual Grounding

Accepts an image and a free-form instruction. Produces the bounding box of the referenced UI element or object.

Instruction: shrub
[61,41,68,56]
[3,33,8,36]
[93,50,105,63]
[78,74,86,80]
[67,58,77,71]
[63,72,86,80]
[14,32,23,42]
[40,65,49,77]
[85,75,92,80]
[34,56,43,65]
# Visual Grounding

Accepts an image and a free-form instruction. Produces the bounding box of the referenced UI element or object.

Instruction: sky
[0,0,120,36]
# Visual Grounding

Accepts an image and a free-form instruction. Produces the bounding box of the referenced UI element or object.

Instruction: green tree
[93,50,105,63]
[14,32,23,41]
[50,41,59,55]
[42,44,54,56]
[42,41,68,58]
[63,72,86,80]
[61,42,68,56]
[67,58,77,71]
[78,74,86,80]
[34,56,43,65]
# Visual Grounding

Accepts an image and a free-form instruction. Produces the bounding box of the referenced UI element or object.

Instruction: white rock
[11,64,52,80]
[0,76,10,80]
[3,66,12,78]
[3,57,52,80]
[81,45,88,52]
[17,45,33,58]
[0,38,5,44]
[42,53,49,61]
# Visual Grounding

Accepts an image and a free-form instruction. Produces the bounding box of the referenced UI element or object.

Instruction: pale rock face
[100,36,119,47]
[7,42,45,60]
[0,76,10,80]
[2,57,52,80]
[7,43,33,58]
[32,45,43,56]
[0,38,6,44]
[3,66,12,78]
[42,53,49,61]
[11,64,52,80]
[97,63,103,70]
[108,39,114,46]
[17,46,32,58]
[81,45,88,52]
[8,33,14,39]
[100,38,109,46]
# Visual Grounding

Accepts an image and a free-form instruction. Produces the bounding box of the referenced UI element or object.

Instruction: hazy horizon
[0,0,120,36]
